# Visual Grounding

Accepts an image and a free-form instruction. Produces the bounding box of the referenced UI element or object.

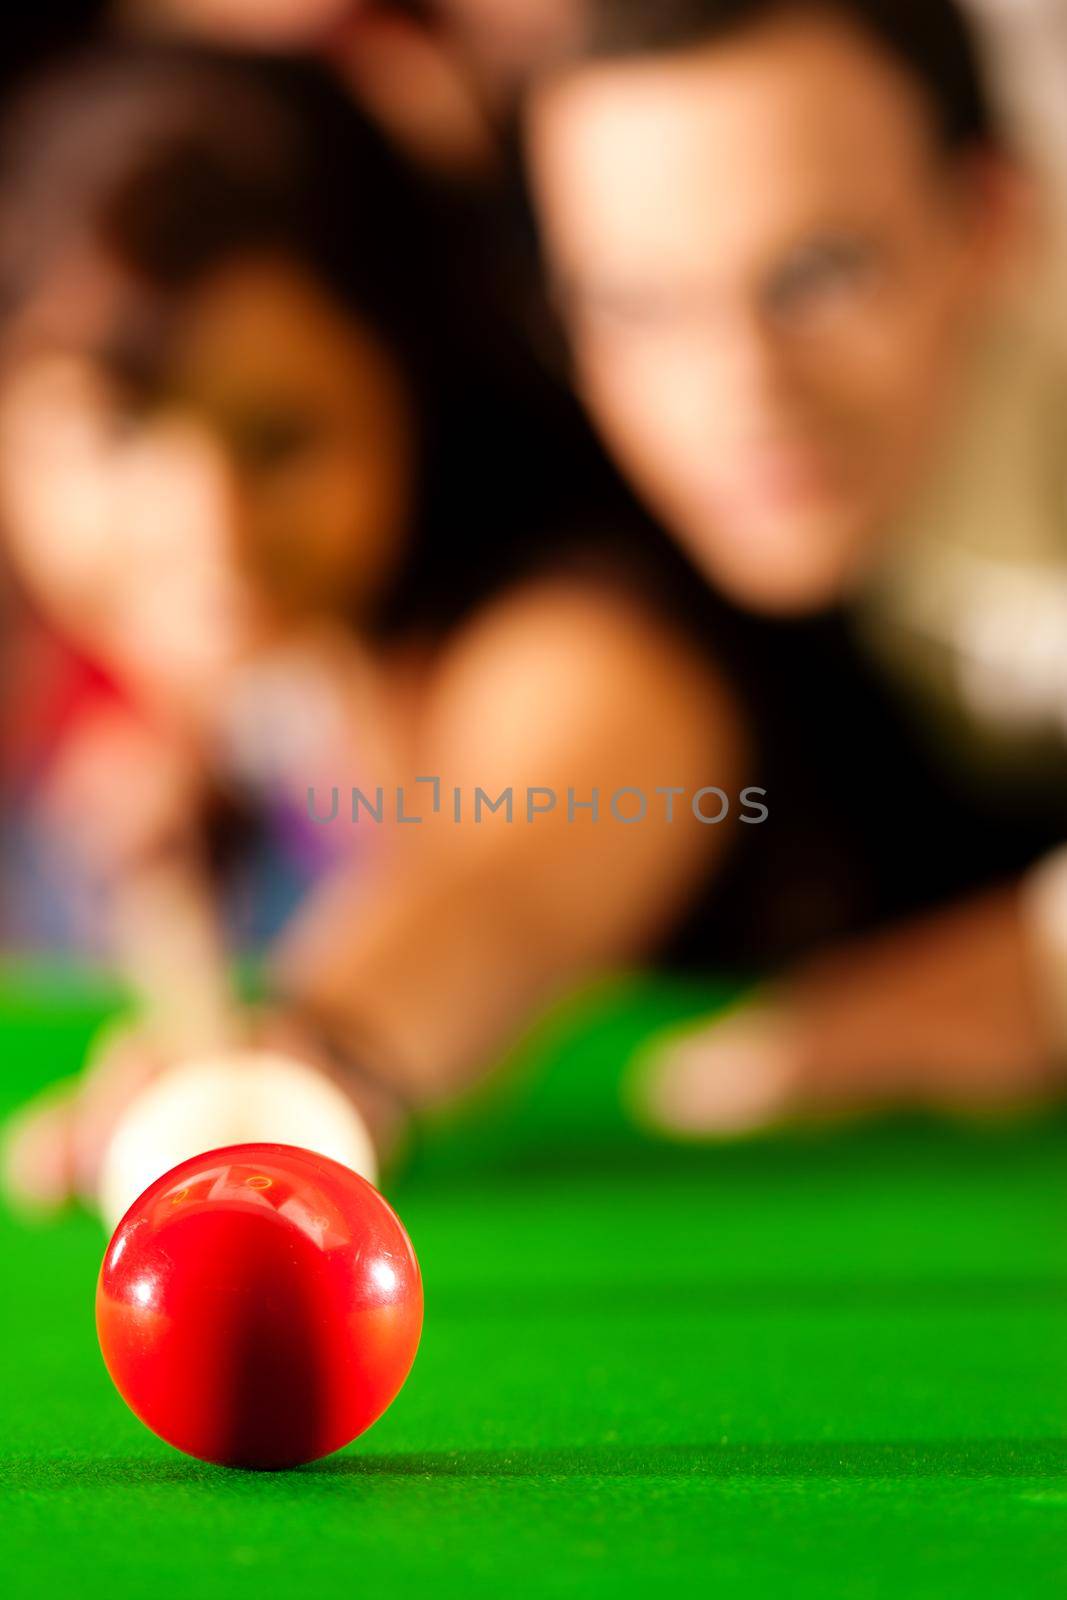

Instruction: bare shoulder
[421,573,744,783]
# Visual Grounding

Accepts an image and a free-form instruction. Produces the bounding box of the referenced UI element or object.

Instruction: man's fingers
[629,1003,800,1138]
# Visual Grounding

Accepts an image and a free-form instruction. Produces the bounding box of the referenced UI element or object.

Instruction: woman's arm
[273,576,745,1105]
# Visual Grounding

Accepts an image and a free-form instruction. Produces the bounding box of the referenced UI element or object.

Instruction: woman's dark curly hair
[0,42,451,385]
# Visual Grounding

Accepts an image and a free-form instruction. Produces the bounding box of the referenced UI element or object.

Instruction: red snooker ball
[96,1143,423,1470]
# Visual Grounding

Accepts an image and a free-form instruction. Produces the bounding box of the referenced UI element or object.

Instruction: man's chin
[696,534,864,619]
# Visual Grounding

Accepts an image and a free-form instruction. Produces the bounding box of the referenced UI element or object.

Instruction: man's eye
[590,291,670,325]
[559,278,677,330]
[765,239,878,321]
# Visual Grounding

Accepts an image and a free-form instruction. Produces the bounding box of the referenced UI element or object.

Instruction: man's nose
[648,303,798,451]
[695,301,797,412]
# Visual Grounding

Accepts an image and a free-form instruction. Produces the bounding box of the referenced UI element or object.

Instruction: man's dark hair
[560,0,997,152]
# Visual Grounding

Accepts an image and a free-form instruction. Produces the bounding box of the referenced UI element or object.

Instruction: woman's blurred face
[0,257,414,709]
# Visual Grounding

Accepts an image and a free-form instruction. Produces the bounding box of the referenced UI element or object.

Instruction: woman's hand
[2,1004,406,1222]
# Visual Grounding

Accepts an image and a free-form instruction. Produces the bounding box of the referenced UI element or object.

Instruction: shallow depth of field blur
[1,0,1067,1198]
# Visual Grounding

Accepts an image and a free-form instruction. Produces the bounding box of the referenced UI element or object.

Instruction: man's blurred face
[528,13,1009,613]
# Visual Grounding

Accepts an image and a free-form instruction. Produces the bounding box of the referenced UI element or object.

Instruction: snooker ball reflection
[96,1143,423,1470]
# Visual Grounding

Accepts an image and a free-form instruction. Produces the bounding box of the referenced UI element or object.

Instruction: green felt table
[2,963,1067,1599]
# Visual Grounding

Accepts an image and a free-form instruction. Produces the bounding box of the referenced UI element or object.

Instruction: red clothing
[3,615,137,792]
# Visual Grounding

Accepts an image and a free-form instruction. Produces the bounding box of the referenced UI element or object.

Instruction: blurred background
[2,0,1066,956]
[1,0,1067,1213]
